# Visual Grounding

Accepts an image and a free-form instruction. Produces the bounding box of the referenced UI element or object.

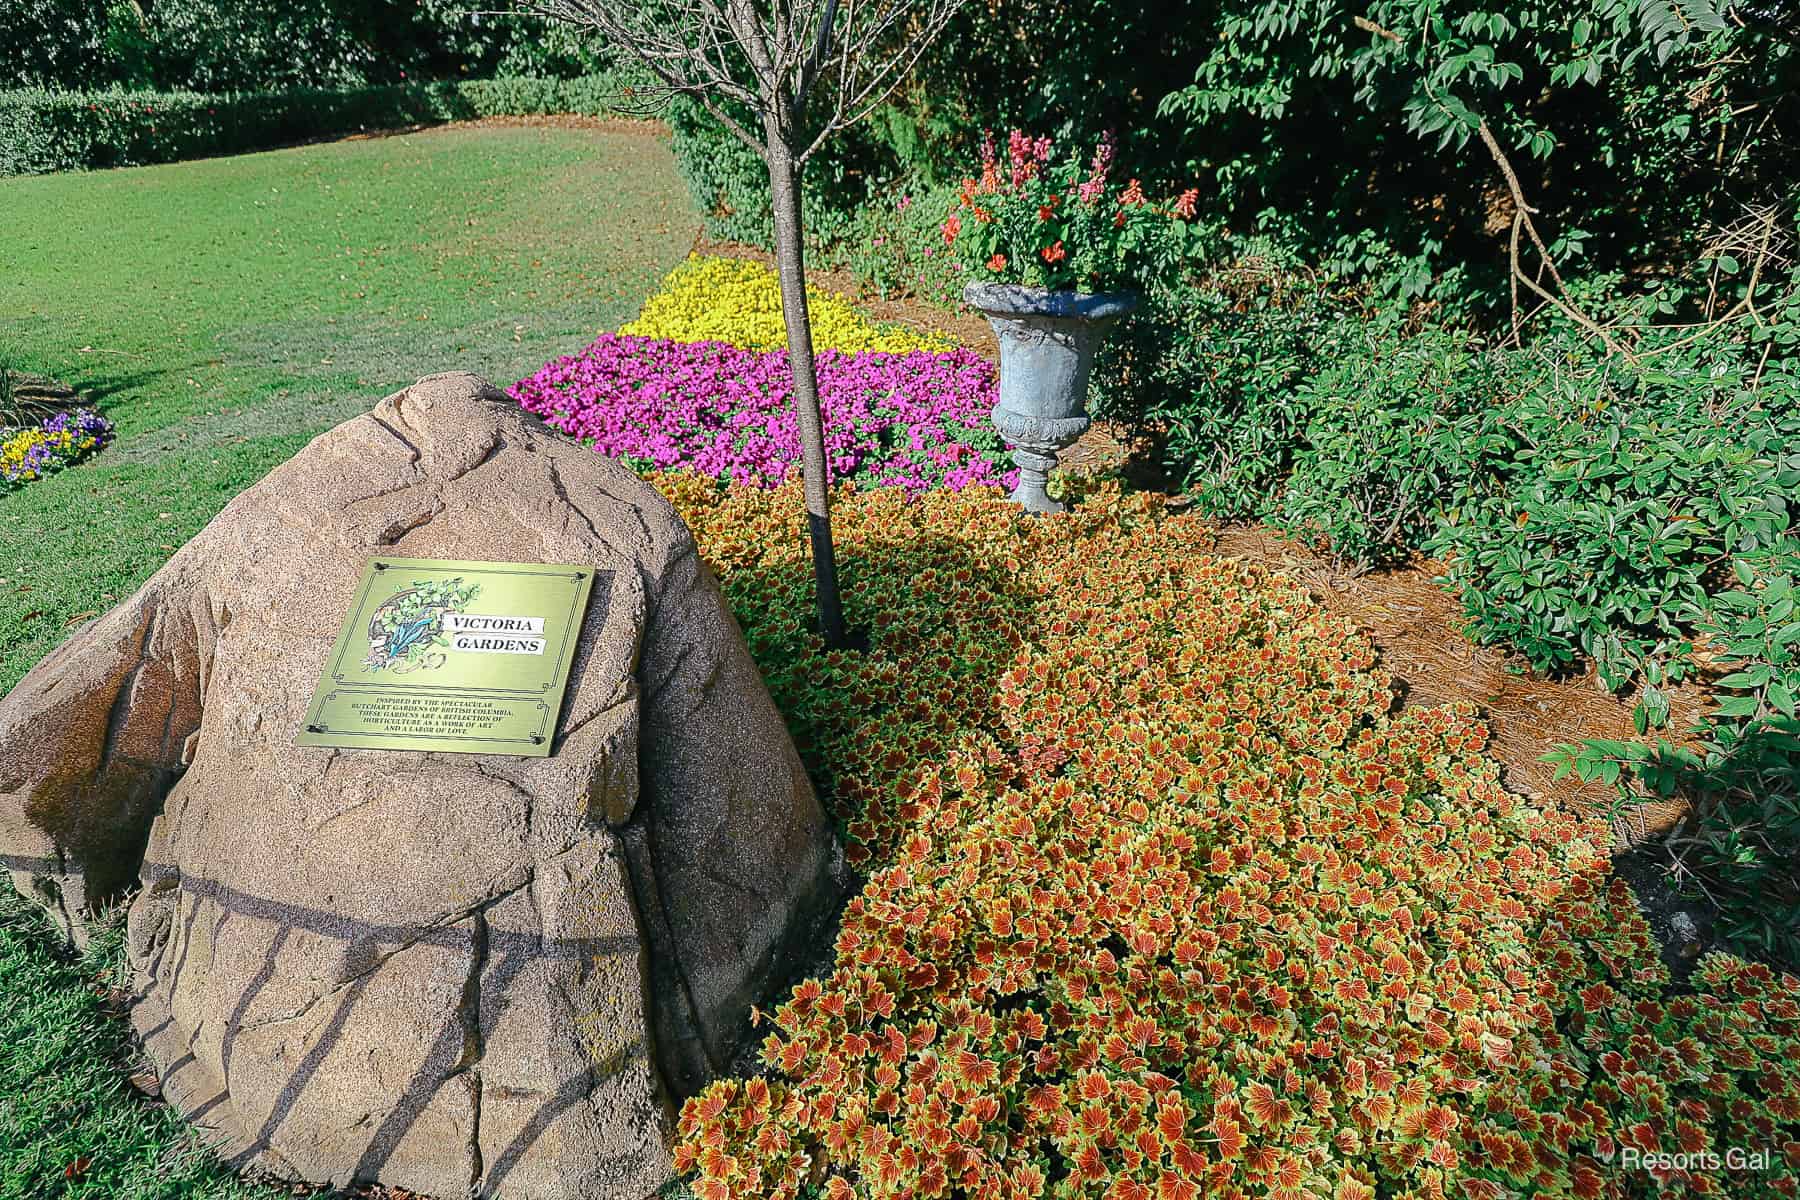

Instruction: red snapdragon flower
[1121,178,1147,207]
[1173,188,1199,219]
[942,215,962,245]
[1007,129,1052,186]
[1040,241,1067,265]
[987,253,1008,272]
[1088,130,1115,185]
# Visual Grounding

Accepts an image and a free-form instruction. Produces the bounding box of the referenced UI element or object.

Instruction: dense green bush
[1277,323,1493,571]
[1093,246,1366,517]
[666,93,896,248]
[820,183,966,304]
[0,74,640,176]
[1152,0,1798,303]
[1142,278,1798,696]
[1428,337,1799,699]
[666,0,1797,315]
[1,1,110,90]
[1554,576,1800,965]
[3,0,615,92]
[666,95,775,244]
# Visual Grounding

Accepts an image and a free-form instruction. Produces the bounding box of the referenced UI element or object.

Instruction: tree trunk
[763,137,850,648]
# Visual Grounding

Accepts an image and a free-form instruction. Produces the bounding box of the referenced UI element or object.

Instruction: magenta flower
[509,335,1017,495]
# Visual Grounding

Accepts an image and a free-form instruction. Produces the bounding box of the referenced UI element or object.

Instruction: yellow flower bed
[621,255,953,354]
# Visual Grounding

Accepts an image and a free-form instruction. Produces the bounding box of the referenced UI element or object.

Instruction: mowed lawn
[0,123,696,1199]
[0,121,698,693]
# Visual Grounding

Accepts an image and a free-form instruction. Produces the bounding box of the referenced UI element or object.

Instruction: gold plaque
[296,557,598,756]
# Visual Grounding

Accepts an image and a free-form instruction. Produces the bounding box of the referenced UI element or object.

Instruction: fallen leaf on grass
[64,610,99,626]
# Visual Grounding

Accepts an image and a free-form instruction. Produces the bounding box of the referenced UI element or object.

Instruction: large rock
[0,374,839,1198]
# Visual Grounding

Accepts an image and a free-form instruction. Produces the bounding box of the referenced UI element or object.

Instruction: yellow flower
[622,255,953,354]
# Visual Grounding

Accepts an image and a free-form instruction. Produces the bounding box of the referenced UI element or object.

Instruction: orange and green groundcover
[659,479,1799,1200]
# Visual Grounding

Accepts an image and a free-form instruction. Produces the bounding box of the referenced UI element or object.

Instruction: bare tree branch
[1353,14,1403,42]
[1478,120,1640,363]
[526,0,967,163]
[522,0,970,651]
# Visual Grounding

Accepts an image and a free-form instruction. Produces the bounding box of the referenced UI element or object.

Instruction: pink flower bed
[509,334,1017,493]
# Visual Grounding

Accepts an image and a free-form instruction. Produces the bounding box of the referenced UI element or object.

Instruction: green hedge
[0,74,645,176]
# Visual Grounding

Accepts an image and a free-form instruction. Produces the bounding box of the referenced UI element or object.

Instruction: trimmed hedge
[0,73,645,176]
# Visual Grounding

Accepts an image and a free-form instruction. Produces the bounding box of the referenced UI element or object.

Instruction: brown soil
[413,113,669,138]
[1205,523,1705,840]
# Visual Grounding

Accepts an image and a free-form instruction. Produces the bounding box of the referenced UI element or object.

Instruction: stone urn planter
[964,282,1139,513]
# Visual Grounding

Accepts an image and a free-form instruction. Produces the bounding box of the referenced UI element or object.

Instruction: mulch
[1205,522,1704,840]
[413,114,669,138]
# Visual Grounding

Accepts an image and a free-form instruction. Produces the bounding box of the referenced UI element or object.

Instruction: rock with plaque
[0,374,840,1199]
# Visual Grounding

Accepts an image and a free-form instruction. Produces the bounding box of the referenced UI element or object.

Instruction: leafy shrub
[0,0,110,90]
[651,479,1800,1200]
[512,337,1011,493]
[3,0,621,92]
[667,93,891,248]
[1428,334,1800,697]
[1542,292,1799,959]
[822,184,968,307]
[1132,266,1799,703]
[0,73,639,176]
[92,0,385,92]
[1553,551,1800,967]
[1096,253,1370,518]
[667,95,779,245]
[621,255,952,354]
[1708,557,1800,730]
[1274,322,1493,571]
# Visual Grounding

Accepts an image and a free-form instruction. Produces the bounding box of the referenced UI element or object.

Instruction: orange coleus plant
[652,477,1800,1200]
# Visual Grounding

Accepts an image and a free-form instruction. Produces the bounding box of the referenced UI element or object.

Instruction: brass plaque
[296,557,598,756]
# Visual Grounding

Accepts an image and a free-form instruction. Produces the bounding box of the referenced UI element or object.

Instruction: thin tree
[524,0,968,648]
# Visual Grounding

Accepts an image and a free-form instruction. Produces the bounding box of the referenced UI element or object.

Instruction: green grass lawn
[0,121,698,694]
[0,122,697,1197]
[0,891,282,1200]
